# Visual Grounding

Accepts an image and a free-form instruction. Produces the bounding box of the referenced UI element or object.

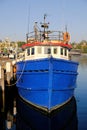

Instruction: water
[73,55,87,130]
[16,96,77,130]
[0,55,87,130]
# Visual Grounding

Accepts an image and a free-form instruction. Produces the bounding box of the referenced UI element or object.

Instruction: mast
[34,22,38,40]
[41,14,49,40]
[26,4,31,43]
[26,33,29,43]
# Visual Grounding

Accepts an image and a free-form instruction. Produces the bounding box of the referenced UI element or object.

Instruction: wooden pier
[0,57,16,112]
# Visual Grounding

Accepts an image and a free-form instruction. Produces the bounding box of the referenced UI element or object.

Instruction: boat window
[37,47,41,54]
[48,48,51,54]
[64,48,67,56]
[27,48,30,55]
[44,48,51,54]
[31,48,35,55]
[53,48,57,54]
[61,48,63,55]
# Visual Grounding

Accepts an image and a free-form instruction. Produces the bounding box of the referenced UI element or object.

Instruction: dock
[0,57,16,112]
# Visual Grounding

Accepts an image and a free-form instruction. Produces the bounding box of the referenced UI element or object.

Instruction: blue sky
[0,0,87,42]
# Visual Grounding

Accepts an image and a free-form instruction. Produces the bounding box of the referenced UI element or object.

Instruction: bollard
[0,65,5,112]
[13,100,17,123]
[6,120,12,130]
[6,111,13,129]
[0,65,1,79]
[6,62,11,85]
[0,65,4,91]
[13,100,17,115]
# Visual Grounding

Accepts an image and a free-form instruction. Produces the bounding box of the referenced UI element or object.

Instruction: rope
[6,58,27,87]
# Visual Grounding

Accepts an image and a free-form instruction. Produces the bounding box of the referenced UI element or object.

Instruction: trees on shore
[1,39,87,53]
[71,40,87,53]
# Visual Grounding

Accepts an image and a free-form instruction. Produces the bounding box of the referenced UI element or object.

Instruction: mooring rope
[6,58,27,87]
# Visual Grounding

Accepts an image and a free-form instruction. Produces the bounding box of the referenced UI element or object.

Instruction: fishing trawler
[16,15,78,113]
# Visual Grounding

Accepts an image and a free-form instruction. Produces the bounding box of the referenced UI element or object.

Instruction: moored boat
[16,15,79,113]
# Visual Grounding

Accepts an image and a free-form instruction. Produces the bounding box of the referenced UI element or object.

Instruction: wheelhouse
[20,15,72,61]
[24,45,70,60]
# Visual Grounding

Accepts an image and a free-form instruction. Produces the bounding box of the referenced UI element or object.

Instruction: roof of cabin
[22,41,72,49]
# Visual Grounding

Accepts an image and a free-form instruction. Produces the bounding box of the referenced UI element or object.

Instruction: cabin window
[61,48,63,55]
[44,48,51,54]
[37,47,41,54]
[27,48,30,55]
[53,48,57,54]
[64,49,67,56]
[48,48,51,54]
[31,48,35,55]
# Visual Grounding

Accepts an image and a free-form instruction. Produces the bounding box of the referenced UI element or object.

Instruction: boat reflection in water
[16,96,78,130]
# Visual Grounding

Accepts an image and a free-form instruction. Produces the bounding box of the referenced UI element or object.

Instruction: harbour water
[0,55,87,130]
[73,54,87,130]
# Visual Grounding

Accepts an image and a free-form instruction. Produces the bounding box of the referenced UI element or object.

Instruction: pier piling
[0,58,16,112]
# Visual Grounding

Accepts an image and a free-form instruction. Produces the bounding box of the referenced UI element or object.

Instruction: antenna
[65,25,67,32]
[26,4,31,43]
[27,6,30,34]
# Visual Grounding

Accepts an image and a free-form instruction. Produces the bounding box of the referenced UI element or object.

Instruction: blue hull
[16,57,78,112]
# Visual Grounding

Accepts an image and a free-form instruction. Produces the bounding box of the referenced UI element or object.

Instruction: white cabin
[24,45,69,61]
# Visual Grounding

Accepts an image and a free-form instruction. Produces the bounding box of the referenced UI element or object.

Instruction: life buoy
[63,32,70,42]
